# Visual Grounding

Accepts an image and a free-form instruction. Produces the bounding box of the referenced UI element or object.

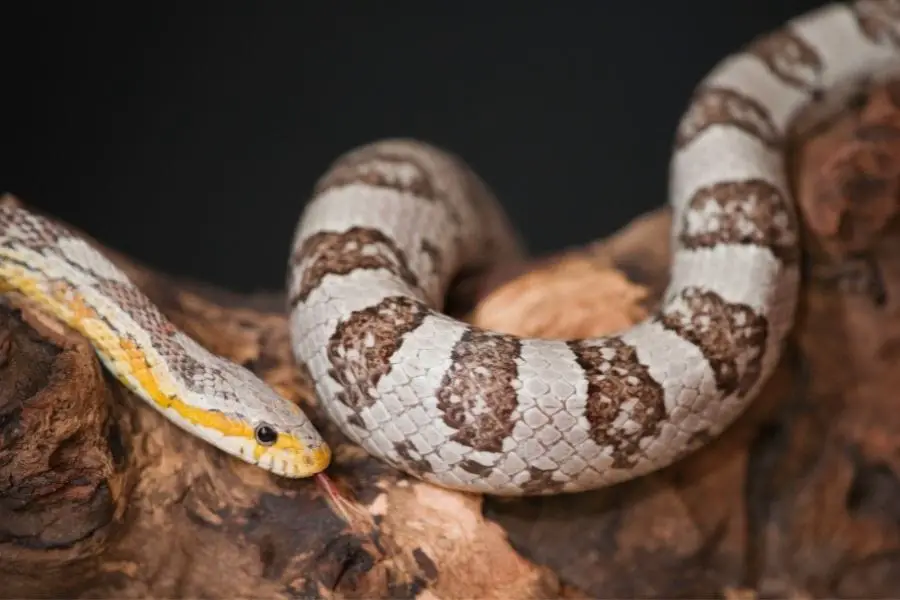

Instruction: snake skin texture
[0,201,330,477]
[288,1,900,495]
[2,1,899,494]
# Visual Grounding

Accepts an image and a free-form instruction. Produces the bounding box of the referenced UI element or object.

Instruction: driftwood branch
[3,81,900,599]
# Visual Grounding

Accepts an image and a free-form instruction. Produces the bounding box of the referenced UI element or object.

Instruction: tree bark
[3,81,900,599]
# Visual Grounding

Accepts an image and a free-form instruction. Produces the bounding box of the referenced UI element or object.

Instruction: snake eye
[254,423,279,446]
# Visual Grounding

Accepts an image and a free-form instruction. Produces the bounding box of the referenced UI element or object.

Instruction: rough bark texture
[3,81,900,599]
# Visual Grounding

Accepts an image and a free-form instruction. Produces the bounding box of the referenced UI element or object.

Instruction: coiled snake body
[5,1,900,495]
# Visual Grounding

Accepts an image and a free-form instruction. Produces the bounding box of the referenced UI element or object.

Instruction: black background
[5,1,825,293]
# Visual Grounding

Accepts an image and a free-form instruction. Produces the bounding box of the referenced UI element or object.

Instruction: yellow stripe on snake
[0,200,329,476]
[5,1,900,495]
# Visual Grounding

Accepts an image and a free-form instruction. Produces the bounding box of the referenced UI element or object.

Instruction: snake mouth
[291,442,332,478]
[253,438,332,478]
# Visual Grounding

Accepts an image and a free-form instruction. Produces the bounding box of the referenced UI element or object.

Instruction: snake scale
[4,1,900,495]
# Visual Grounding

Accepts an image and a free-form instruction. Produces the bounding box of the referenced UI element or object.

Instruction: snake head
[173,333,332,478]
[242,406,332,478]
[222,362,332,478]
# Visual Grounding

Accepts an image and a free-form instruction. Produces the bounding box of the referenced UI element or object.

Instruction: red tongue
[314,472,356,525]
[314,472,339,498]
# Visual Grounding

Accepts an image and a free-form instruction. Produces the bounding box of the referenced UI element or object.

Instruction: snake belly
[287,1,900,496]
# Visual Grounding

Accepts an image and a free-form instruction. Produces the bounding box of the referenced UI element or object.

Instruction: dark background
[4,1,824,293]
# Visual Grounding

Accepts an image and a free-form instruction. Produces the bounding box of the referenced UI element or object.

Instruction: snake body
[4,1,900,495]
[287,0,900,496]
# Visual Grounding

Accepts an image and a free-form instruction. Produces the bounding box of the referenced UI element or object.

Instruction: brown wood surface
[3,82,900,599]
